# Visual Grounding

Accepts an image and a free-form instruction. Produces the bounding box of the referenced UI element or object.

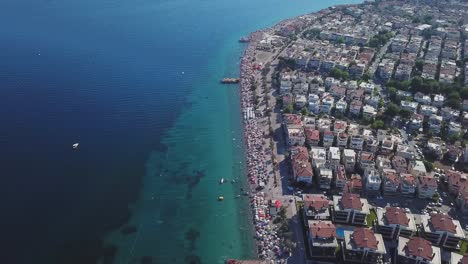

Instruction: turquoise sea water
[0,0,361,263]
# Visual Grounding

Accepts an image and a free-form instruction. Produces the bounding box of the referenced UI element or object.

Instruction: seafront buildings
[237,0,468,263]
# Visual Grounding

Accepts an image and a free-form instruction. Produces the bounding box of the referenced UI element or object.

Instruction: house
[415,92,432,105]
[417,176,437,199]
[428,115,443,135]
[359,151,375,171]
[426,142,443,160]
[344,174,363,194]
[333,120,347,135]
[286,127,306,146]
[419,105,439,117]
[441,107,459,121]
[317,118,332,133]
[303,194,331,222]
[366,138,379,153]
[359,82,375,94]
[338,132,349,148]
[309,94,320,113]
[332,193,370,225]
[446,145,461,163]
[311,147,327,169]
[396,237,441,264]
[320,95,335,115]
[350,135,364,151]
[318,167,333,190]
[294,94,307,109]
[364,168,381,193]
[433,94,445,107]
[308,221,339,259]
[291,146,314,184]
[401,100,419,112]
[362,105,377,120]
[335,98,348,114]
[448,121,462,137]
[328,147,341,167]
[397,144,415,160]
[335,165,347,189]
[381,138,394,155]
[383,169,400,195]
[409,113,424,131]
[411,160,427,177]
[283,114,303,129]
[304,128,320,146]
[349,100,363,117]
[446,170,468,196]
[400,174,417,196]
[343,228,386,264]
[376,155,392,173]
[343,149,356,172]
[323,131,335,148]
[392,155,408,174]
[450,253,468,264]
[420,213,465,249]
[376,207,417,240]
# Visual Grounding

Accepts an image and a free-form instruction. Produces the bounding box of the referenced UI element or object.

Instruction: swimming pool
[336,226,355,238]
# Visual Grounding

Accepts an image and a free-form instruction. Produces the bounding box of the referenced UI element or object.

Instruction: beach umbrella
[275,200,281,209]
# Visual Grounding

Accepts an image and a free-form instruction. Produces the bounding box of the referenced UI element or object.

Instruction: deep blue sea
[0,0,361,263]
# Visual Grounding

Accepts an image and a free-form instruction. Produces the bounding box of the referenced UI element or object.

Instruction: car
[435,203,442,207]
[405,208,411,213]
[465,225,468,231]
[450,202,454,207]
[443,192,447,197]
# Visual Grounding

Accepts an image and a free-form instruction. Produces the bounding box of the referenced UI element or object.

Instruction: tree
[388,86,398,102]
[385,103,400,117]
[301,107,309,116]
[338,37,345,44]
[411,76,423,92]
[447,91,461,109]
[361,72,371,82]
[423,160,434,172]
[415,60,424,72]
[372,119,385,129]
[400,109,411,119]
[284,104,294,113]
[460,87,468,100]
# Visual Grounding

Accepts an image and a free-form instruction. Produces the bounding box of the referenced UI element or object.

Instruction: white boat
[72,143,79,149]
[219,178,225,184]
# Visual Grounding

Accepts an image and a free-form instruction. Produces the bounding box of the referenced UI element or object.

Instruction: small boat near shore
[218,196,224,201]
[220,178,225,184]
[220,78,240,84]
[238,36,250,43]
[72,143,79,149]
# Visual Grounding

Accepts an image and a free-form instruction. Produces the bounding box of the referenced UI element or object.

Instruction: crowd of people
[240,31,285,260]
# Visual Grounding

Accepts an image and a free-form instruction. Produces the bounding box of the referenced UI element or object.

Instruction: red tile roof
[404,237,434,261]
[283,114,302,126]
[309,221,337,238]
[401,174,416,186]
[419,176,437,188]
[430,214,457,233]
[341,193,363,210]
[303,195,330,211]
[305,128,320,141]
[385,207,410,226]
[461,255,468,264]
[352,228,378,250]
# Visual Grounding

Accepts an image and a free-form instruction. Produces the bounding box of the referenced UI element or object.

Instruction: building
[308,221,339,259]
[382,169,400,195]
[411,160,427,177]
[323,130,335,148]
[376,207,417,240]
[304,128,320,146]
[420,213,465,249]
[303,194,331,222]
[451,253,468,264]
[345,174,363,194]
[417,176,437,199]
[338,132,349,148]
[319,167,333,190]
[350,135,364,151]
[335,165,347,190]
[283,114,303,129]
[286,127,306,146]
[396,237,441,264]
[311,147,327,169]
[397,144,415,160]
[446,170,468,196]
[333,120,347,135]
[400,174,417,196]
[332,193,370,225]
[343,228,386,264]
[392,155,408,174]
[291,146,314,184]
[343,149,356,172]
[428,115,443,135]
[328,147,341,167]
[359,151,375,171]
[364,168,381,193]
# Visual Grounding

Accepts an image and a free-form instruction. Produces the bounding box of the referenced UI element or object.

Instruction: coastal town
[229,0,468,263]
